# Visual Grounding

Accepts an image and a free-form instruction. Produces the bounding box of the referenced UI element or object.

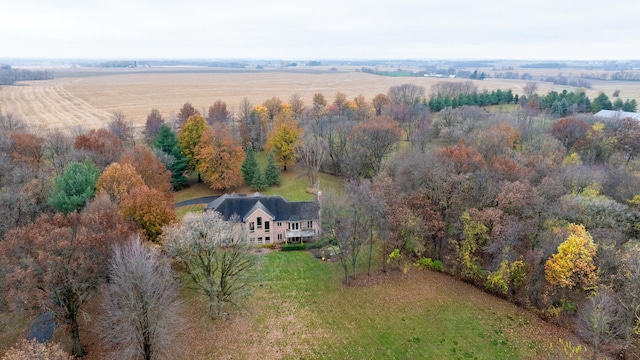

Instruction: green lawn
[175,204,205,219]
[173,158,343,204]
[192,251,588,359]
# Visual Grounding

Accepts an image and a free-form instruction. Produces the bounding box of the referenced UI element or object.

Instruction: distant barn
[594,109,640,121]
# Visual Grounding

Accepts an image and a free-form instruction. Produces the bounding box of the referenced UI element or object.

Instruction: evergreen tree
[250,167,268,191]
[153,124,188,190]
[241,143,259,186]
[622,99,638,112]
[264,150,281,186]
[48,159,100,214]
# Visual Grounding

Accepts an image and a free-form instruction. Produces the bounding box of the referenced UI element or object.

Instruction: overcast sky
[2,0,639,60]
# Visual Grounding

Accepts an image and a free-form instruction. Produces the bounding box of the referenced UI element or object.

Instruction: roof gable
[243,201,276,221]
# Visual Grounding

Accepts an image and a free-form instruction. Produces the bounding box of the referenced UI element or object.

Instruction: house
[594,109,640,121]
[205,192,320,245]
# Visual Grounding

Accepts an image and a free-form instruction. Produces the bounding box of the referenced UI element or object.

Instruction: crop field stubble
[1,66,639,134]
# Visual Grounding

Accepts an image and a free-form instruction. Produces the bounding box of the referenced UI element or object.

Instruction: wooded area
[1,80,640,358]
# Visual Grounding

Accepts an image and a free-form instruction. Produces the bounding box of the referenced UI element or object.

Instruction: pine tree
[153,124,188,190]
[241,143,259,186]
[250,168,268,191]
[264,150,281,186]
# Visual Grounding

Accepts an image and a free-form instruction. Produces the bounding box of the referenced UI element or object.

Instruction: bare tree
[44,130,74,175]
[322,190,368,284]
[108,112,135,146]
[176,102,200,129]
[288,93,305,119]
[523,82,538,99]
[429,81,477,99]
[143,108,165,143]
[575,288,628,360]
[0,112,26,133]
[207,99,230,125]
[163,212,254,318]
[298,129,326,187]
[388,84,425,106]
[101,237,183,360]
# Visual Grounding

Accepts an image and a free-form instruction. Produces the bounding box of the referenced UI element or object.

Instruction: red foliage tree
[550,117,591,150]
[9,132,45,168]
[0,195,135,357]
[74,128,124,169]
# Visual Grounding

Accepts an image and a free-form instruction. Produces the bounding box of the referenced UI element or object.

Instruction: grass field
[164,251,589,360]
[173,153,343,206]
[2,66,638,134]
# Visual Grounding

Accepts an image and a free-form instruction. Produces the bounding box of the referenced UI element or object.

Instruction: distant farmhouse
[205,193,320,245]
[594,109,640,121]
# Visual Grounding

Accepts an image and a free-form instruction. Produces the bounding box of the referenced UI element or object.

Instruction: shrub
[281,243,306,251]
[415,257,444,272]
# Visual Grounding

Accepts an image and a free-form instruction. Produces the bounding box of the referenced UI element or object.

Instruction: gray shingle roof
[594,109,640,121]
[205,193,319,222]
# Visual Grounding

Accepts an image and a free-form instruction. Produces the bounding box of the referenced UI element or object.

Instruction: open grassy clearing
[173,158,343,205]
[171,251,590,359]
[2,66,638,134]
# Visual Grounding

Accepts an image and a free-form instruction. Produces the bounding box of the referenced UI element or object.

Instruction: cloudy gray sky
[2,0,639,60]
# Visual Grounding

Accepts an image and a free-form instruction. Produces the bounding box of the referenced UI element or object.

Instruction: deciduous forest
[1,81,639,359]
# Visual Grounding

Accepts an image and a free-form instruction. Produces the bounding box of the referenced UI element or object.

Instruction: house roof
[205,193,319,222]
[594,109,640,121]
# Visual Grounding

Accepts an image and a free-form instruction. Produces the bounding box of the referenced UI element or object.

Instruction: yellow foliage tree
[178,114,207,171]
[545,223,598,290]
[96,162,146,203]
[265,110,302,171]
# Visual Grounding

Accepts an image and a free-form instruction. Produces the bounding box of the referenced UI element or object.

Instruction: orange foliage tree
[120,186,176,242]
[96,162,145,203]
[437,144,487,174]
[194,124,244,190]
[120,145,172,196]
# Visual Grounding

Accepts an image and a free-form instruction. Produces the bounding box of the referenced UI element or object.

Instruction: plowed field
[1,67,638,135]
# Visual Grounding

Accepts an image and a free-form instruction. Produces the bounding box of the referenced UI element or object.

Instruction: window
[277,222,282,227]
[307,220,313,228]
[289,222,299,230]
[277,234,282,241]
[249,222,255,232]
[257,217,262,229]
[265,237,270,243]
[265,221,270,232]
[250,237,256,244]
[258,237,263,243]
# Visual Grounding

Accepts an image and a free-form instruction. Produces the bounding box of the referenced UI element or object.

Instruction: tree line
[0,65,53,85]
